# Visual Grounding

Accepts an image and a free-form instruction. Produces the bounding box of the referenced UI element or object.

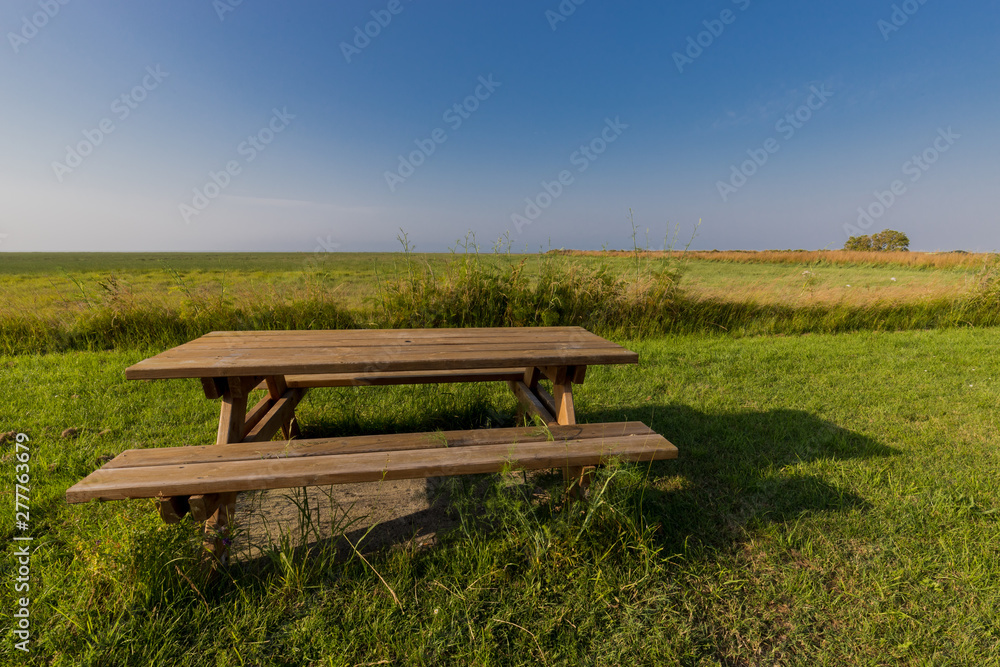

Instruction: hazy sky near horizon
[1,1,998,254]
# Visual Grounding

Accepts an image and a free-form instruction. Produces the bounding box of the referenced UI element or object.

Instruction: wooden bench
[66,422,677,515]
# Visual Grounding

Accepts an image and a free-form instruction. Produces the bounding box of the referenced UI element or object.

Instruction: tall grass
[0,277,356,354]
[2,245,1000,354]
[376,233,681,337]
[555,248,994,270]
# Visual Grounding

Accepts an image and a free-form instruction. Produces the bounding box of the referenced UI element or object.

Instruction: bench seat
[65,422,677,504]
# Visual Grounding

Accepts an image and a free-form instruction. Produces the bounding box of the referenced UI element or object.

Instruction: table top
[125,327,639,380]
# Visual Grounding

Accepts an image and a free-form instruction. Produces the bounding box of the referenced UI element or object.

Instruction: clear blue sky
[1,0,997,253]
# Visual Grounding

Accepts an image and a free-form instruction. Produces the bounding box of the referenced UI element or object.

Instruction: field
[2,252,1000,665]
[0,250,988,315]
[1,250,997,355]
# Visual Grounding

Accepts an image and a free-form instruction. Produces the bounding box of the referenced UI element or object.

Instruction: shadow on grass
[233,400,895,572]
[596,403,898,556]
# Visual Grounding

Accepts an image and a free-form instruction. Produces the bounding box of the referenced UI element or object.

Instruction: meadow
[1,248,997,354]
[2,250,1000,665]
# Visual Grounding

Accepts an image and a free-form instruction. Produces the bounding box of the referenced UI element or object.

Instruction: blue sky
[1,0,997,253]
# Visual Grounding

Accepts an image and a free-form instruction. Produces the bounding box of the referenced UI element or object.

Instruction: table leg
[553,377,591,498]
[205,378,248,566]
[201,375,307,566]
[511,366,592,498]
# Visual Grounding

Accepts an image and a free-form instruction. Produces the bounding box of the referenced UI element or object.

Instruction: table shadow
[233,402,895,569]
[580,402,897,556]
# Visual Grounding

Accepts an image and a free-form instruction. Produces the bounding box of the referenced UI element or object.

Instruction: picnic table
[67,327,677,563]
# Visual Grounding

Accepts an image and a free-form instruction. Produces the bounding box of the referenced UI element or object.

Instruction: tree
[844,229,909,252]
[844,235,873,251]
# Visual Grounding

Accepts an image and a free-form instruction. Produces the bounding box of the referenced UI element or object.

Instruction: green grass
[1,250,999,355]
[4,328,1000,664]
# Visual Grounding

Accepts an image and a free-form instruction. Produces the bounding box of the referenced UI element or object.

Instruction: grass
[557,249,994,270]
[1,248,999,354]
[3,328,1000,664]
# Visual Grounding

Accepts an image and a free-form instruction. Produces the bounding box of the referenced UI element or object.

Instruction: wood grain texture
[534,385,557,419]
[97,423,655,470]
[65,426,677,502]
[216,392,248,446]
[125,328,637,380]
[242,388,304,443]
[284,368,523,388]
[188,493,222,522]
[553,382,576,426]
[509,380,558,426]
[200,377,225,400]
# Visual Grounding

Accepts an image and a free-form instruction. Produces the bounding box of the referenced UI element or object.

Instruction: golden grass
[554,249,994,270]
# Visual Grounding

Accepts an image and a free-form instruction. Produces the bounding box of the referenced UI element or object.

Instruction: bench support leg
[198,375,306,568]
[206,494,238,566]
[203,379,249,567]
[513,367,593,500]
[553,380,591,499]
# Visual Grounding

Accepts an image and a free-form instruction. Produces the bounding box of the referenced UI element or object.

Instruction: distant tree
[844,235,874,251]
[844,229,909,252]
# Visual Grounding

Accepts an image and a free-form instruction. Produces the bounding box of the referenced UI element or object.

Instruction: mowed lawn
[3,328,1000,665]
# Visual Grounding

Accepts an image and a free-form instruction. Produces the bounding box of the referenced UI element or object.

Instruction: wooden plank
[265,375,288,399]
[509,380,558,426]
[551,378,582,495]
[95,423,655,470]
[264,376,294,438]
[242,388,304,443]
[540,366,569,385]
[188,493,222,522]
[65,432,678,502]
[200,377,226,400]
[553,382,575,426]
[523,366,541,389]
[283,368,524,388]
[227,376,260,399]
[146,338,624,357]
[193,326,598,342]
[165,329,621,351]
[216,392,248,446]
[243,394,274,435]
[126,346,637,380]
[205,496,236,565]
[124,327,638,381]
[157,496,189,524]
[132,342,626,363]
[534,385,557,418]
[181,337,623,353]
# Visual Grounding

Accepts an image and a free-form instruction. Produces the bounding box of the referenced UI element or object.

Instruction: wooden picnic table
[68,327,676,564]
